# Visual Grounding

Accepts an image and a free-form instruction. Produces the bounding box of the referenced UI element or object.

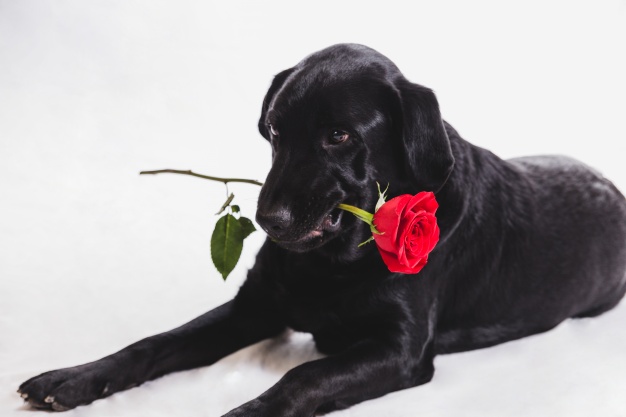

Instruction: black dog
[18,44,626,415]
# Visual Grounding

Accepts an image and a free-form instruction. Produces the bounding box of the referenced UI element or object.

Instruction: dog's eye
[330,129,350,144]
[268,124,279,137]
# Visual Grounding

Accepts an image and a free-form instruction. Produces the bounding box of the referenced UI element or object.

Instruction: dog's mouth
[275,208,344,251]
[307,208,343,238]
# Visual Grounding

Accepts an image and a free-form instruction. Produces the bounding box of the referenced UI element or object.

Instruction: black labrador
[18,44,626,415]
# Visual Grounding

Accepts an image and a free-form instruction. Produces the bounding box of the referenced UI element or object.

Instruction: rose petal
[373,195,412,253]
[408,192,438,215]
[377,246,409,273]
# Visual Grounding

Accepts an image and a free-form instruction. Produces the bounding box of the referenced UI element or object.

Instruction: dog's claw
[44,395,55,403]
[52,402,70,412]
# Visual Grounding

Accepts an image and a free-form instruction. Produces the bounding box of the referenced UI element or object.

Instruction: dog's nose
[256,208,293,239]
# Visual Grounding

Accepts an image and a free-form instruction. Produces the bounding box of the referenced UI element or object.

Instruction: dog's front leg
[18,298,285,411]
[223,320,435,417]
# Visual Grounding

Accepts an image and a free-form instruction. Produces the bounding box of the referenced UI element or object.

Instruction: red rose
[372,192,440,274]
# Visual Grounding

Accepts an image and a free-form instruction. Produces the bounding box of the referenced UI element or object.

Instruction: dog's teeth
[44,395,54,403]
[20,393,28,399]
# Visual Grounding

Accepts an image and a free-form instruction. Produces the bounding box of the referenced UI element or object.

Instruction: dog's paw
[18,362,116,412]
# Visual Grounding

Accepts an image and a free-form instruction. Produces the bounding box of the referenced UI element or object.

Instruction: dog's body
[19,44,626,415]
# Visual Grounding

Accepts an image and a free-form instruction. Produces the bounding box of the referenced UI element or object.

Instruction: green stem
[337,203,374,225]
[139,169,264,186]
[216,193,235,215]
[337,203,381,236]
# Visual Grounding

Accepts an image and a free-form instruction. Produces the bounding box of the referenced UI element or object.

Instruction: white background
[1,1,625,416]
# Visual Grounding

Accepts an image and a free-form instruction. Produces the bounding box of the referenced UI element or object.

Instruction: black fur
[18,44,626,415]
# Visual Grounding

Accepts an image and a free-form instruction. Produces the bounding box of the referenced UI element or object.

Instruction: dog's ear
[396,79,455,193]
[258,68,295,139]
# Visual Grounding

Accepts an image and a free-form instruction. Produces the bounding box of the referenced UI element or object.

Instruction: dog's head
[256,44,454,258]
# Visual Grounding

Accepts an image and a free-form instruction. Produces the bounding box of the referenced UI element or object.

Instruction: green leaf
[238,216,256,239]
[231,205,240,213]
[211,214,244,280]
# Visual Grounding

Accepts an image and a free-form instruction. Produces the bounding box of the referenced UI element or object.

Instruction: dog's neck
[436,121,535,247]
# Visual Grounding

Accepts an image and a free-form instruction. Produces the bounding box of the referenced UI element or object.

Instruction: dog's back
[436,129,626,353]
[510,155,626,316]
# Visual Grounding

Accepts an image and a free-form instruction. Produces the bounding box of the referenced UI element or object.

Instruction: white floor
[1,1,625,416]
